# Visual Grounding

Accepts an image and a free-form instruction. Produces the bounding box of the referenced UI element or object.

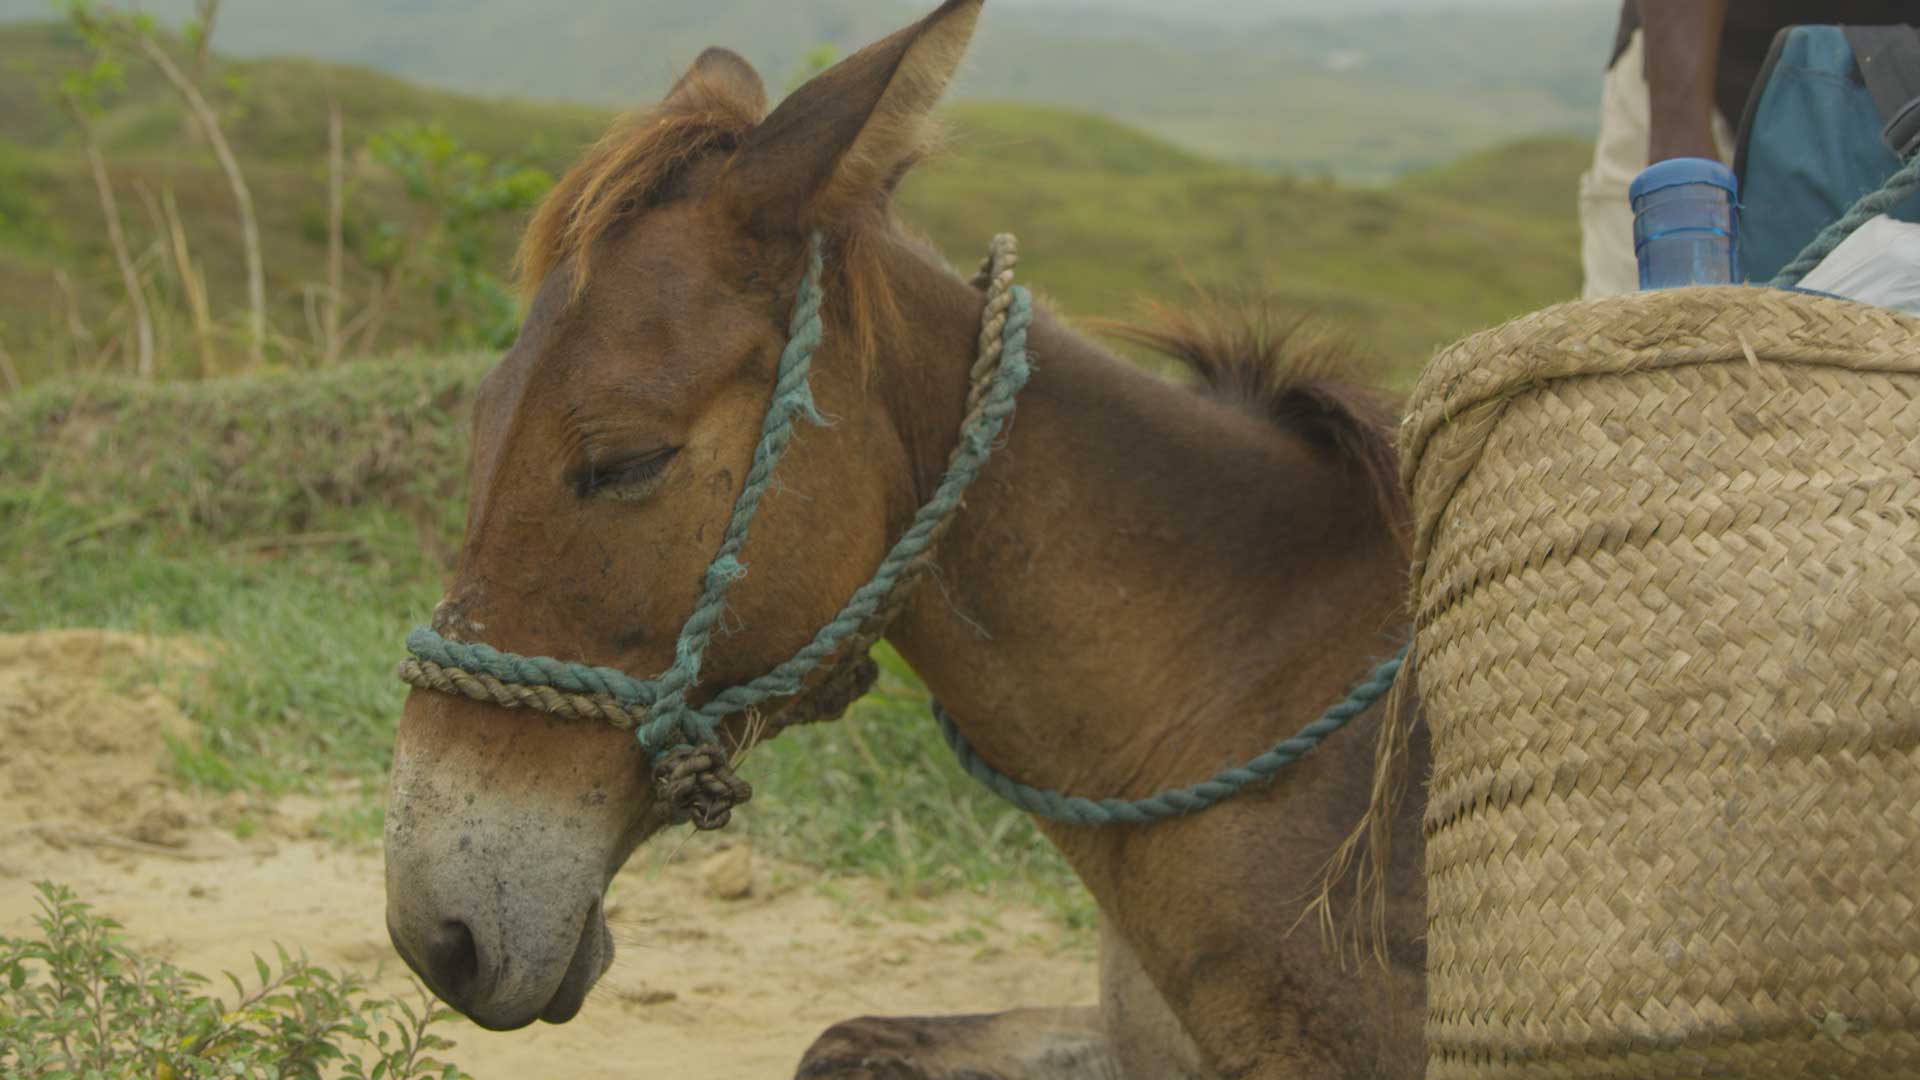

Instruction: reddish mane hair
[515,74,762,298]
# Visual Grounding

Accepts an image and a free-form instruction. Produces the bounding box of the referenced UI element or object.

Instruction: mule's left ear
[665,47,767,120]
[721,0,982,234]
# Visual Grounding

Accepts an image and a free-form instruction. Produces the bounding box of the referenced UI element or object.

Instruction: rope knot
[705,554,747,590]
[652,743,753,831]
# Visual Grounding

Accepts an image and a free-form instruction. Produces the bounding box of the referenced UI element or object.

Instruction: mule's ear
[665,47,768,119]
[722,0,981,234]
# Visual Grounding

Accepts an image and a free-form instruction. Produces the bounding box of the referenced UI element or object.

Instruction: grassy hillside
[1400,135,1594,223]
[911,106,1584,371]
[0,21,611,384]
[0,0,1613,179]
[0,20,1583,389]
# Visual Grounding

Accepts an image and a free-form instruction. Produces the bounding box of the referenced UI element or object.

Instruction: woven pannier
[1401,287,1920,1078]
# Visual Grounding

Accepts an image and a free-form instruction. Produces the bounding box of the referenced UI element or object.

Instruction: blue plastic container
[1630,158,1739,289]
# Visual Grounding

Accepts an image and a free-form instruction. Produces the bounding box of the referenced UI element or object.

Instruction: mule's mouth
[534,901,614,1026]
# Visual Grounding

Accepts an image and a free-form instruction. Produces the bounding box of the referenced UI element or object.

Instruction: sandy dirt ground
[0,630,1098,1078]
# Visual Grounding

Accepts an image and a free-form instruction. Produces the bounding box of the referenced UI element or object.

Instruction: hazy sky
[0,0,1616,28]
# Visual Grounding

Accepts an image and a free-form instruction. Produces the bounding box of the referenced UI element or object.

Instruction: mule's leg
[793,1005,1120,1080]
[1097,923,1213,1080]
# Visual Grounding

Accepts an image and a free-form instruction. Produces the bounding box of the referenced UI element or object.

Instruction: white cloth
[1795,214,1920,316]
[1579,30,1738,298]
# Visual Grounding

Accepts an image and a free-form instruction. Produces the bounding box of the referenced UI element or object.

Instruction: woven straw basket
[1402,287,1920,1078]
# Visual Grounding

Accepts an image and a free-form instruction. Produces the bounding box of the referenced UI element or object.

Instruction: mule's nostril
[424,920,482,1005]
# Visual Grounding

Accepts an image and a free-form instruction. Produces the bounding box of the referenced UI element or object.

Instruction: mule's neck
[865,235,1410,887]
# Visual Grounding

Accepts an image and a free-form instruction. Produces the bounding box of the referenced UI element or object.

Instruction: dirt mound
[0,630,211,842]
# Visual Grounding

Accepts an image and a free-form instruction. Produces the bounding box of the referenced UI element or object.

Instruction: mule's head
[382,0,983,1030]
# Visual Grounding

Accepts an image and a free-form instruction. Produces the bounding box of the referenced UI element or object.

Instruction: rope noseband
[397,231,1404,831]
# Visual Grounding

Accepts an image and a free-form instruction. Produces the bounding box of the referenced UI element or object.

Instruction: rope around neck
[933,646,1406,825]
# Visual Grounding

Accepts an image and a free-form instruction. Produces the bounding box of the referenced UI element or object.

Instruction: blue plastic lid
[1629,157,1738,201]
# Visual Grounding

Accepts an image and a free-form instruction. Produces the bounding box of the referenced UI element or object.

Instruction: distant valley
[0,0,1615,179]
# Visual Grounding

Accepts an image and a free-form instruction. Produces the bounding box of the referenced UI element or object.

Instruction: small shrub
[0,881,472,1080]
[366,121,551,350]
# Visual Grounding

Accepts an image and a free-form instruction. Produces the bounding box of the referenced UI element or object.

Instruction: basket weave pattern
[1402,288,1920,1077]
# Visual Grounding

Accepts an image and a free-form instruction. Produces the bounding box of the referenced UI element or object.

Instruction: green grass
[0,23,609,167]
[0,359,1092,922]
[1399,135,1593,226]
[0,357,477,788]
[739,644,1093,927]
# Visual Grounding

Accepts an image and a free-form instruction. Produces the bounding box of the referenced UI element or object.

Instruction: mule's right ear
[665,47,768,120]
[720,0,982,236]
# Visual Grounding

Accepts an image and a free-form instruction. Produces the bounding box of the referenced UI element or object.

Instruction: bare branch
[131,187,175,367]
[160,185,217,376]
[190,0,221,86]
[133,32,267,365]
[0,338,21,395]
[325,94,345,365]
[52,268,93,371]
[62,95,154,377]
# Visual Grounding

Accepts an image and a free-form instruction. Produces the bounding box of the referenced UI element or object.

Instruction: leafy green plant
[54,1,129,111]
[0,882,471,1080]
[367,121,550,350]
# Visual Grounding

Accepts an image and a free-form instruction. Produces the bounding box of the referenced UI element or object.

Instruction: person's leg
[1580,31,1652,298]
[1579,30,1734,297]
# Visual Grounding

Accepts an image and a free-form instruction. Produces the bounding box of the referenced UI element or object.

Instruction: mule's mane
[1100,297,1407,534]
[515,74,762,298]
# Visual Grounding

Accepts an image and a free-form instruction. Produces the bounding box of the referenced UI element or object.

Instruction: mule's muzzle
[387,896,612,1030]
[385,687,648,1029]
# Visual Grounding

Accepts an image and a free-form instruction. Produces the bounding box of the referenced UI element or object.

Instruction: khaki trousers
[1579,30,1737,297]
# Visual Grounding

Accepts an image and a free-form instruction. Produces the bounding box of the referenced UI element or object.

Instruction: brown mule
[381,1,1428,1076]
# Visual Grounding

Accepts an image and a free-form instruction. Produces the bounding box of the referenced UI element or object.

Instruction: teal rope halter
[403,231,1034,825]
[399,230,1405,830]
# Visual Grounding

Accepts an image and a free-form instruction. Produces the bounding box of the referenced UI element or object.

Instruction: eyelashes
[576,447,680,501]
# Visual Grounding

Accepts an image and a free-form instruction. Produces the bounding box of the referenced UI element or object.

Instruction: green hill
[913,105,1582,371]
[1400,135,1593,224]
[0,0,1613,179]
[0,20,1582,389]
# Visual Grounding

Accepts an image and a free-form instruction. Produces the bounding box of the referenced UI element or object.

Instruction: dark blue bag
[1734,25,1920,283]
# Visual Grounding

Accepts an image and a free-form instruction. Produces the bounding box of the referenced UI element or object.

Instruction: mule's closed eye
[577,448,680,501]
